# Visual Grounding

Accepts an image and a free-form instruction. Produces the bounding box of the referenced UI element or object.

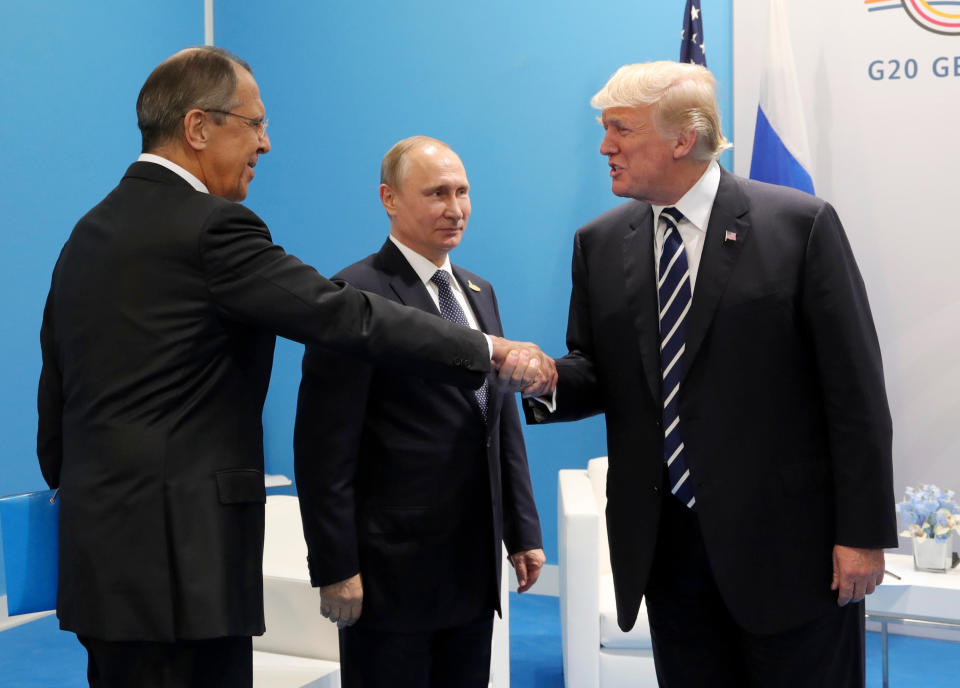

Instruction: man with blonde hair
[526,61,896,686]
[295,136,546,688]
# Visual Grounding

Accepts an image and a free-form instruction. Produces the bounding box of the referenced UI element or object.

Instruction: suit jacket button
[486,438,492,448]
[653,485,661,495]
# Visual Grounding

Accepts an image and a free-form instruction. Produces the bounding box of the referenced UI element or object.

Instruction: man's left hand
[831,544,885,606]
[509,548,546,593]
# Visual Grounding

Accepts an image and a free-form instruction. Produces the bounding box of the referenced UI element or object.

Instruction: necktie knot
[660,206,684,232]
[431,270,451,289]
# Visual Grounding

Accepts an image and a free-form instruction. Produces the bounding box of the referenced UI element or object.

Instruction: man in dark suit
[527,61,897,686]
[294,136,545,688]
[37,49,549,688]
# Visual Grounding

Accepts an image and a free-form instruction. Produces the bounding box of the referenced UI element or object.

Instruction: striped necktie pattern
[657,207,696,509]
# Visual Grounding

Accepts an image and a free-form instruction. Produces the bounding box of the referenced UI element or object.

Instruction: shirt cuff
[531,388,557,414]
[484,334,494,359]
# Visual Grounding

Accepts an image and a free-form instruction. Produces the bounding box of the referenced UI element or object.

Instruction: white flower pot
[912,536,952,572]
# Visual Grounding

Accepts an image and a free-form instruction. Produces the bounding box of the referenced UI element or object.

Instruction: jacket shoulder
[733,174,828,219]
[331,253,387,291]
[577,199,649,241]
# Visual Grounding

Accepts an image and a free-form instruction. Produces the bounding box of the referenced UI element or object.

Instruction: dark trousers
[77,635,252,688]
[339,612,494,688]
[644,485,866,688]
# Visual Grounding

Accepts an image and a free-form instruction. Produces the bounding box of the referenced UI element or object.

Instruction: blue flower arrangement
[897,484,960,543]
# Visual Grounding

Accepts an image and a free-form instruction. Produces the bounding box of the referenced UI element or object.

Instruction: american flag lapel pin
[723,230,737,244]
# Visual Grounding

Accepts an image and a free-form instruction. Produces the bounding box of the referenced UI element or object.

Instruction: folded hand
[320,573,363,628]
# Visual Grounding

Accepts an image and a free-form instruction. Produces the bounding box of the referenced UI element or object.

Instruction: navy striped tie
[657,207,696,509]
[431,270,489,420]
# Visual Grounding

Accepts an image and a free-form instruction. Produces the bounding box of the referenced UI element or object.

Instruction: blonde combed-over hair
[591,61,732,161]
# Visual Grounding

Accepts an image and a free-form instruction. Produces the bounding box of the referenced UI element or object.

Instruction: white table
[865,553,960,687]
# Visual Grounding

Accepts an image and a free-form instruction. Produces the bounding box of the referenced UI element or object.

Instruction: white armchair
[558,457,658,688]
[254,495,510,688]
[253,495,341,688]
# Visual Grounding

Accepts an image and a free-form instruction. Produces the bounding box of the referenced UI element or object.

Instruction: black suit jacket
[37,162,490,642]
[294,239,542,632]
[527,169,897,635]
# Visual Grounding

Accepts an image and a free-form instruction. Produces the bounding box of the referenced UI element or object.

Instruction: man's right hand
[319,573,363,628]
[489,336,558,398]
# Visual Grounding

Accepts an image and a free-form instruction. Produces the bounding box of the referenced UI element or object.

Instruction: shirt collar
[651,159,720,233]
[137,153,209,194]
[388,235,459,291]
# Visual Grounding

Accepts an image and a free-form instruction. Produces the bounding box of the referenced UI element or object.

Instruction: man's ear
[183,109,208,151]
[673,128,698,160]
[379,183,398,216]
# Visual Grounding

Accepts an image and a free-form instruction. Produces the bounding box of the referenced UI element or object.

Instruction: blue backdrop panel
[0,0,208,595]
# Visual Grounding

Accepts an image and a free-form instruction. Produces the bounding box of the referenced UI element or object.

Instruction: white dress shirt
[137,153,209,193]
[651,159,721,294]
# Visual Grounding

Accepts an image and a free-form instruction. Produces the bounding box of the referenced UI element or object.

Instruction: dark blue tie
[657,207,696,509]
[431,270,489,420]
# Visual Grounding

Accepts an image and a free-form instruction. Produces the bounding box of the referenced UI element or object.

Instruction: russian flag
[749,0,814,194]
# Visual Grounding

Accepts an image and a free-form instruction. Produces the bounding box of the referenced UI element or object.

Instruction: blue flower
[898,484,960,542]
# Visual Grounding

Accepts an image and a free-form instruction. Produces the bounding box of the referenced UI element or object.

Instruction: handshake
[489,336,557,399]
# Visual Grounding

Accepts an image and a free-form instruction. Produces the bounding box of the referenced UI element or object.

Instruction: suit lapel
[454,268,497,336]
[377,240,441,315]
[683,170,750,380]
[622,206,663,404]
[453,266,498,423]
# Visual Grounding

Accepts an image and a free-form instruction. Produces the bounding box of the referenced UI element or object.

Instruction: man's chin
[225,185,249,203]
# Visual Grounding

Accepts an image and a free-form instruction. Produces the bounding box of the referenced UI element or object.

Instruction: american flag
[680,0,707,66]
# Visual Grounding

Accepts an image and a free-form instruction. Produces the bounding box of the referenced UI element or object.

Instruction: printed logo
[865,0,960,35]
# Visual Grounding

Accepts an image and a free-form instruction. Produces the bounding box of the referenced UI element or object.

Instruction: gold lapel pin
[467,280,481,292]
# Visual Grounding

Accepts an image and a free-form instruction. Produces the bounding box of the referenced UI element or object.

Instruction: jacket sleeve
[524,229,604,425]
[801,202,897,549]
[293,342,372,587]
[499,393,543,554]
[199,202,489,389]
[486,286,542,554]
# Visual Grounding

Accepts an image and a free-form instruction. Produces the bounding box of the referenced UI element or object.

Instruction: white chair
[254,495,510,688]
[253,495,341,687]
[558,457,658,688]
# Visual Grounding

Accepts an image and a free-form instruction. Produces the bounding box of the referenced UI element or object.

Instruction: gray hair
[591,61,731,161]
[136,46,252,153]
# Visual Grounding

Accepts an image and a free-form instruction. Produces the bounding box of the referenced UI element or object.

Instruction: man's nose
[258,131,271,154]
[599,131,616,155]
[444,198,463,220]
